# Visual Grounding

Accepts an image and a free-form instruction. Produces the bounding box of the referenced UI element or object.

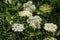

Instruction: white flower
[44,23,57,32]
[23,1,32,8]
[12,23,24,32]
[39,4,52,13]
[23,1,36,13]
[19,10,32,17]
[43,37,57,40]
[27,16,42,30]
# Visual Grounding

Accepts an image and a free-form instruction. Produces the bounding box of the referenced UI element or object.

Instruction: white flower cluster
[18,1,36,17]
[23,1,36,13]
[27,16,42,30]
[19,10,32,17]
[43,37,57,40]
[44,23,57,32]
[12,23,24,32]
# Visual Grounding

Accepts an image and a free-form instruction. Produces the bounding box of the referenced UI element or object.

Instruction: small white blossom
[44,23,57,32]
[23,1,32,8]
[23,1,36,13]
[12,23,24,32]
[19,10,32,17]
[27,16,42,30]
[43,37,57,40]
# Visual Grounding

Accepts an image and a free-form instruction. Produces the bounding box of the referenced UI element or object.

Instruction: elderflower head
[19,10,32,17]
[43,37,57,40]
[23,1,36,13]
[44,23,57,32]
[27,16,42,30]
[12,23,24,32]
[39,4,52,13]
